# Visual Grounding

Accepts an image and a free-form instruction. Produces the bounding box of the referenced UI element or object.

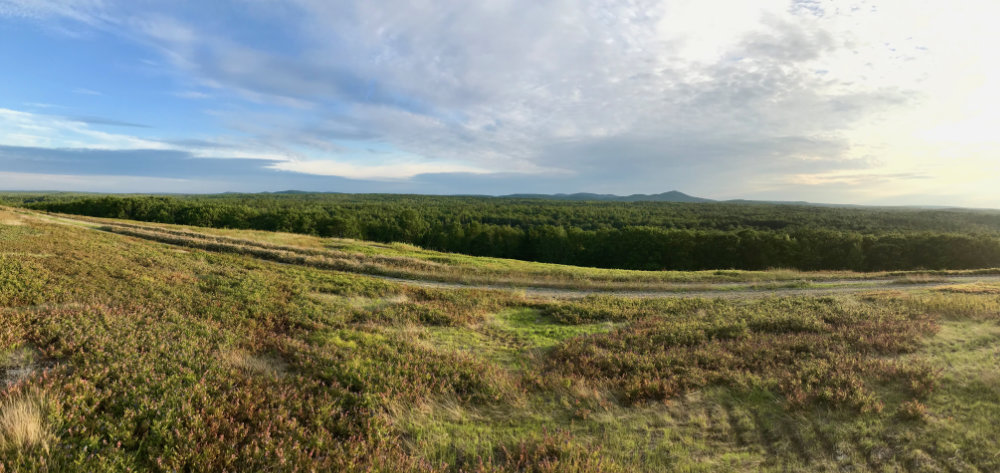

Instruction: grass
[892,274,952,285]
[0,392,50,451]
[1,345,40,389]
[1,208,1000,471]
[219,349,288,378]
[401,308,618,370]
[932,282,1000,294]
[889,318,1000,467]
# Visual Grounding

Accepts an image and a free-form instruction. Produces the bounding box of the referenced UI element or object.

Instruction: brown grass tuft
[220,349,287,378]
[0,393,50,450]
[0,211,25,226]
[898,399,928,421]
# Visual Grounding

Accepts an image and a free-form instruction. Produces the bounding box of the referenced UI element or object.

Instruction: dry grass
[893,274,951,285]
[349,294,410,311]
[0,210,25,226]
[934,283,1000,294]
[220,349,287,378]
[0,252,52,258]
[0,393,50,451]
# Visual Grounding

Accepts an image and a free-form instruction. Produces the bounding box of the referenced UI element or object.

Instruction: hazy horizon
[1,1,998,207]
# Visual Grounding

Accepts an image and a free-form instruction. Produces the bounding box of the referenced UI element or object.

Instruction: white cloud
[0,108,284,161]
[269,158,488,180]
[0,108,158,149]
[3,0,1000,204]
[72,87,102,96]
[0,0,107,23]
[0,170,209,193]
[172,90,210,99]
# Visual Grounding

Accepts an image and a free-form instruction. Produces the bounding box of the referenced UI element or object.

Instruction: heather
[1,208,999,471]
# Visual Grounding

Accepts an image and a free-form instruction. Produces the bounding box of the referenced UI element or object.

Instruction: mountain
[502,191,714,203]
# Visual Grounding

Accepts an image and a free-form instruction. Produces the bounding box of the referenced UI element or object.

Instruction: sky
[0,0,998,206]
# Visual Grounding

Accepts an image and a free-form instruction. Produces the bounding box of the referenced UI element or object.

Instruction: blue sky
[1,1,999,206]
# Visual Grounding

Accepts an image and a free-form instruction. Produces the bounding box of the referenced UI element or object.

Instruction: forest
[7,192,1000,272]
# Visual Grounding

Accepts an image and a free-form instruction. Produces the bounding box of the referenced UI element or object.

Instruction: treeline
[12,193,1000,271]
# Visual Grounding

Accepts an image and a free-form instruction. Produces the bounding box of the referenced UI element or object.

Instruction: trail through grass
[1,210,999,471]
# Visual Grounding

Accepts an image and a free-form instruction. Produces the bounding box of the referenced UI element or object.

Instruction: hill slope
[2,207,1000,471]
[11,192,1000,272]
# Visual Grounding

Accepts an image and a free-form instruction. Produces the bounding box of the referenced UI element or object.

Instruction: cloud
[0,108,275,160]
[63,115,150,128]
[788,170,932,187]
[269,159,489,181]
[172,90,210,99]
[0,0,107,24]
[0,144,527,194]
[2,0,999,205]
[22,102,62,109]
[72,87,102,96]
[0,145,278,178]
[0,107,161,150]
[0,170,205,193]
[131,1,894,179]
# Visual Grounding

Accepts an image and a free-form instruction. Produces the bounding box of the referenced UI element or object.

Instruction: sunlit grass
[1,208,999,471]
[219,349,288,378]
[28,208,1000,291]
[0,392,50,451]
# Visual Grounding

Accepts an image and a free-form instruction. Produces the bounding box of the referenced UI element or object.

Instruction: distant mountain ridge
[502,190,714,203]
[237,191,971,209]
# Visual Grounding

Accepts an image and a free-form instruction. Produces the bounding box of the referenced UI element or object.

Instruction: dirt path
[24,209,1000,300]
[372,273,1000,299]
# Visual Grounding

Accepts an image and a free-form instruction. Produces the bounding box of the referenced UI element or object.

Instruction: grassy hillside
[29,210,1000,291]
[10,192,1000,272]
[2,208,1000,471]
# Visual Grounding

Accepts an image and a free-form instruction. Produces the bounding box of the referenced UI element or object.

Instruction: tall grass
[0,392,50,451]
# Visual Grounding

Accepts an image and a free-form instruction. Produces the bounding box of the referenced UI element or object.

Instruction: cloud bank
[1,0,999,205]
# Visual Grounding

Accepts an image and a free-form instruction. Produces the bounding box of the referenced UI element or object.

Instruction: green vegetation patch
[493,308,618,350]
[410,308,619,369]
[0,256,48,307]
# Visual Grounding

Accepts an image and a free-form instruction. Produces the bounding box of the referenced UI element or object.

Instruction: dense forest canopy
[6,192,1000,272]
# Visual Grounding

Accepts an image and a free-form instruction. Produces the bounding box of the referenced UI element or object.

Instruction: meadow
[2,206,1000,471]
